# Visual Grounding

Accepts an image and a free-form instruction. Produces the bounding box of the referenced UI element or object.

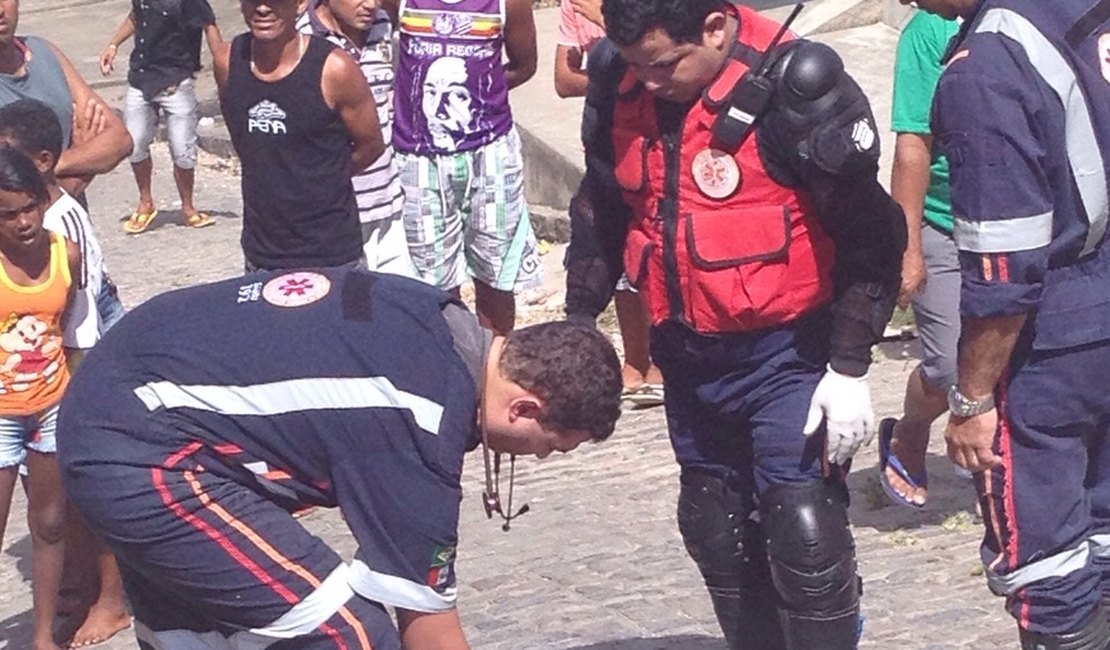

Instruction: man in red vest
[588,1,907,648]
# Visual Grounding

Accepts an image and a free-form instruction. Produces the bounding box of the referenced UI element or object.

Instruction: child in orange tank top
[0,147,80,650]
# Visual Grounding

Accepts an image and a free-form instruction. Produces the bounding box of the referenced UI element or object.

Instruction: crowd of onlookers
[0,0,973,645]
[0,0,661,646]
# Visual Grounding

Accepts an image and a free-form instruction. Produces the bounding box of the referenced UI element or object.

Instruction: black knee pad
[678,469,765,583]
[760,480,860,649]
[679,469,786,650]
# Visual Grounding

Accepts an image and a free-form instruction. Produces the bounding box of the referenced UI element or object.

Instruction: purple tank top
[393,0,513,154]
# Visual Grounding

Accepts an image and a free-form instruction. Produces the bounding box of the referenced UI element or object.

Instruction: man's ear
[508,396,544,422]
[33,150,55,176]
[703,10,729,50]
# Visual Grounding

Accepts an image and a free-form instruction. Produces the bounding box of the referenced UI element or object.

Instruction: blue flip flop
[878,418,927,509]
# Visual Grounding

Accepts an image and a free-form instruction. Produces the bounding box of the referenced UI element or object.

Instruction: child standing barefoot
[0,98,131,649]
[0,147,80,650]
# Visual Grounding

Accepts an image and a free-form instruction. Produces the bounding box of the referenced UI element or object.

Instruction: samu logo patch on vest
[262,272,331,308]
[692,148,741,199]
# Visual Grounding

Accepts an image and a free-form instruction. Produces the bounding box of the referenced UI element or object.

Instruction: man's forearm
[957,313,1027,399]
[204,23,224,52]
[890,133,932,252]
[350,141,383,176]
[56,128,132,177]
[819,175,907,376]
[505,61,537,89]
[108,12,136,48]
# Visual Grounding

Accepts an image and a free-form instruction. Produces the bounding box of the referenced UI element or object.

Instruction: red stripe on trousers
[151,445,348,648]
[996,374,1030,628]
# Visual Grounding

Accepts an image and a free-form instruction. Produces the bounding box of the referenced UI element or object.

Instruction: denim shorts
[0,403,60,468]
[97,274,126,334]
[124,78,199,169]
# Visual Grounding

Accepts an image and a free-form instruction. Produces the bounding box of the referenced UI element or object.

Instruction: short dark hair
[603,0,730,47]
[499,321,622,441]
[0,99,64,164]
[0,147,49,205]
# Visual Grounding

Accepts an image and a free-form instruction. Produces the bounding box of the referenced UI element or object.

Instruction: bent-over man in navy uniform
[920,0,1110,647]
[56,268,622,649]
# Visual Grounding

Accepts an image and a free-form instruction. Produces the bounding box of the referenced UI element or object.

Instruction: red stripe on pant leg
[150,467,348,649]
[996,373,1030,628]
[181,471,356,649]
[163,441,203,469]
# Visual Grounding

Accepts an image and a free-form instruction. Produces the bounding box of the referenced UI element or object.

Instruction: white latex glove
[803,365,875,465]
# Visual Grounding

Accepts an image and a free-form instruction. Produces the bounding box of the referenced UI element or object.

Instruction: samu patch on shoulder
[262,272,331,308]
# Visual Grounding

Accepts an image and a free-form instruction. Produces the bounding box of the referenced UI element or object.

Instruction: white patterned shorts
[398,127,542,293]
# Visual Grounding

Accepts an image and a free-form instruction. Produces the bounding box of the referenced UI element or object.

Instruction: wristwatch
[947,385,996,417]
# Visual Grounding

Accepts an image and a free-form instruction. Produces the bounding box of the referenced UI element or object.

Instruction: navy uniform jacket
[933,0,1110,350]
[57,269,485,614]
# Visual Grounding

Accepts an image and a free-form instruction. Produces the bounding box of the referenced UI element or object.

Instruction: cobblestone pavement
[0,143,1017,649]
[0,1,1020,645]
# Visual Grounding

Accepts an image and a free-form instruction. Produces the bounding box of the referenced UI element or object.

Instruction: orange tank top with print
[0,232,72,415]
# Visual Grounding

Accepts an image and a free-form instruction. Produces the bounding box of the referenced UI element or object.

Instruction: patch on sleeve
[262,272,331,308]
[427,544,457,591]
[850,118,876,153]
[236,280,263,303]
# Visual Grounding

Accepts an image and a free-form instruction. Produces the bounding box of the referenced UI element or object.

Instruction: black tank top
[224,34,361,269]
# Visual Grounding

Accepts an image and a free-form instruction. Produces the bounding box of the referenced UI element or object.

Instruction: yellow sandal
[123,209,159,234]
[185,212,215,228]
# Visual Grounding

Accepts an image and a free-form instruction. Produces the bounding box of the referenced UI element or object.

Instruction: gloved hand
[803,365,875,465]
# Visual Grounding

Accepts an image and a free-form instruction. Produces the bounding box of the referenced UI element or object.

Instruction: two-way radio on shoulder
[711,2,805,151]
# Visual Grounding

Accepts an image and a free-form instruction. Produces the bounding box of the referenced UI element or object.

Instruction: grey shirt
[0,36,72,146]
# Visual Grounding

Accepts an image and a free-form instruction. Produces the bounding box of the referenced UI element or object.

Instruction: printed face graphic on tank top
[395,0,509,153]
[248,100,289,135]
[422,56,478,150]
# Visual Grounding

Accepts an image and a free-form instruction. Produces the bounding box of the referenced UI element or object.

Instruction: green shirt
[891,10,960,234]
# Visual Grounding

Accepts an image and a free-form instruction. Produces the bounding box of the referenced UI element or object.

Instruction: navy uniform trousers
[982,333,1110,634]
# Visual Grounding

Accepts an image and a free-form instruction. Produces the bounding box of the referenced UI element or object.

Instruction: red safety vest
[611,5,835,334]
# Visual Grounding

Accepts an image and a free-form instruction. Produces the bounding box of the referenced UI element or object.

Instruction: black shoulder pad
[761,40,880,178]
[773,40,844,101]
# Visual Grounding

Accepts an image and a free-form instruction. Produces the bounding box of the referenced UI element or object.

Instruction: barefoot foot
[66,605,132,648]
